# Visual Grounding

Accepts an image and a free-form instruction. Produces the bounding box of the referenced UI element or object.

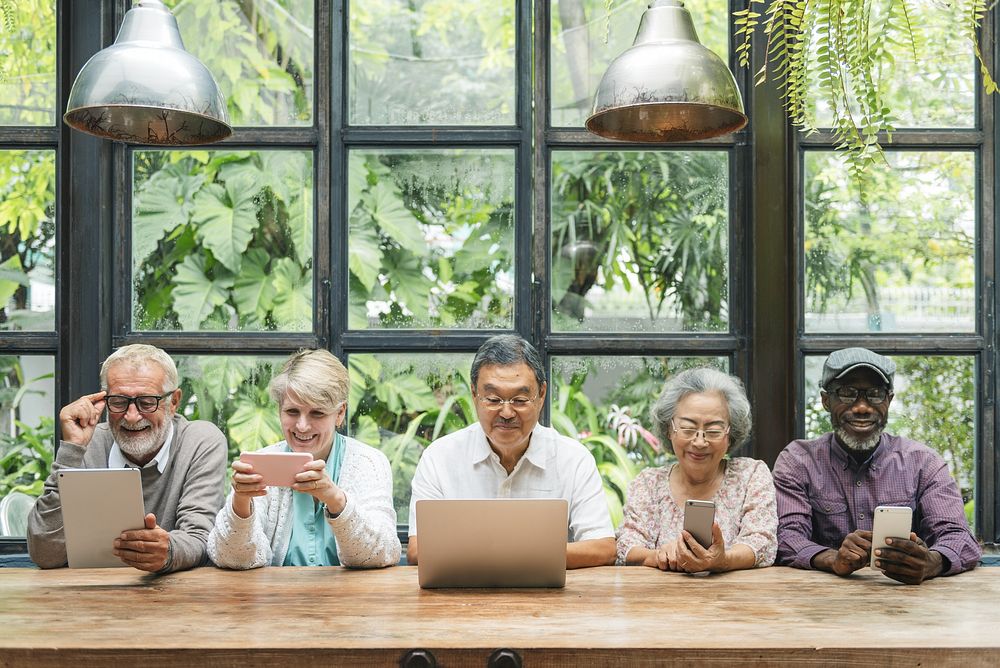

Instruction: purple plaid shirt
[773,432,980,575]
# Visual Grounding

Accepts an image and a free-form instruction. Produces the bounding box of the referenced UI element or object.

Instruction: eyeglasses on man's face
[826,386,890,406]
[670,420,730,444]
[476,394,539,411]
[105,391,175,414]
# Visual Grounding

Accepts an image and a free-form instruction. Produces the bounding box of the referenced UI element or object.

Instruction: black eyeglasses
[105,391,175,414]
[827,386,891,406]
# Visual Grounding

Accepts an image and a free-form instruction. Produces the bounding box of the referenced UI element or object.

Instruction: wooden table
[1,565,998,667]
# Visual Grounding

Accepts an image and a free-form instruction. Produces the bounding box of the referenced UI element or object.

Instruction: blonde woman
[208,349,400,568]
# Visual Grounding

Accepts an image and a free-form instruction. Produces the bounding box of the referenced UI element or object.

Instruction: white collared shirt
[108,421,175,474]
[408,422,614,542]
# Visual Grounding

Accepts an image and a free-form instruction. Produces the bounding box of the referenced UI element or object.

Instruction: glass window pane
[810,1,973,129]
[803,151,974,333]
[347,149,515,329]
[132,150,314,332]
[349,0,515,125]
[550,0,728,128]
[551,150,729,333]
[176,356,284,465]
[551,355,728,526]
[347,352,474,525]
[1,150,56,332]
[163,0,314,126]
[0,0,56,126]
[1,355,55,534]
[804,355,975,531]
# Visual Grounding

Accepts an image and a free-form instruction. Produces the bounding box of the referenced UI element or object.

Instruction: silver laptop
[415,498,569,588]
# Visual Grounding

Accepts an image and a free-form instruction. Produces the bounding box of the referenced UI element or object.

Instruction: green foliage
[348,354,475,519]
[551,151,729,330]
[0,150,55,331]
[0,0,56,125]
[164,0,313,125]
[0,355,54,497]
[734,0,994,175]
[132,151,313,332]
[347,152,514,329]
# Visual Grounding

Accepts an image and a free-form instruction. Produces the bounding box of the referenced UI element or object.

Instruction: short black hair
[470,335,546,391]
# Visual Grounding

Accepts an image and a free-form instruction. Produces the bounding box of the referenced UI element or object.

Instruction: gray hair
[650,367,752,454]
[100,344,179,393]
[470,335,545,391]
[269,349,349,412]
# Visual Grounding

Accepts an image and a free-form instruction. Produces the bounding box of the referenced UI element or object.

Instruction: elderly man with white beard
[773,347,981,584]
[27,344,227,572]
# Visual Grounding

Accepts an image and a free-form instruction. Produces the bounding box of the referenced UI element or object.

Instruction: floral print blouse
[616,457,778,567]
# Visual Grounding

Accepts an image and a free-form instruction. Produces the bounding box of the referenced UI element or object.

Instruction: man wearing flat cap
[773,347,980,584]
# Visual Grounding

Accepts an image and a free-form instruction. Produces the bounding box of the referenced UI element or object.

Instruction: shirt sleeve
[160,424,228,573]
[915,454,982,575]
[26,441,88,568]
[567,447,615,543]
[615,469,660,565]
[328,446,401,568]
[773,446,828,569]
[206,491,276,570]
[730,460,778,567]
[407,446,444,537]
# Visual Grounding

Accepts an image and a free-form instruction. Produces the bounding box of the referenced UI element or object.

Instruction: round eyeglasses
[105,391,175,414]
[476,395,539,411]
[827,386,890,406]
[670,420,730,444]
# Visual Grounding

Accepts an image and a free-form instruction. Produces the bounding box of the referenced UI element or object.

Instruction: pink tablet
[238,451,313,487]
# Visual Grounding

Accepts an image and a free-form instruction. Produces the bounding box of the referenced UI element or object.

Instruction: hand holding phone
[870,505,913,569]
[683,499,716,549]
[239,451,313,487]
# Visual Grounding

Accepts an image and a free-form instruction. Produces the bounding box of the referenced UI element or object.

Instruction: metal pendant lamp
[64,0,232,145]
[586,0,747,142]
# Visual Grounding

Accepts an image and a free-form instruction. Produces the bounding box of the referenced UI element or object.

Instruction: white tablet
[57,468,146,568]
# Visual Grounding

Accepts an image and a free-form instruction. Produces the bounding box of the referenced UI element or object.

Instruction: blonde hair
[269,349,349,412]
[100,344,179,393]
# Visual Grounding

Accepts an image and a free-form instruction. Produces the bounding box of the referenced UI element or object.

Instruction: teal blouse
[281,433,347,567]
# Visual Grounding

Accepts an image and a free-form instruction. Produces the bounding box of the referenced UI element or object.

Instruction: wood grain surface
[1,565,997,666]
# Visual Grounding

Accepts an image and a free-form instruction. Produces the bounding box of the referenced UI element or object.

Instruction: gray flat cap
[820,347,896,389]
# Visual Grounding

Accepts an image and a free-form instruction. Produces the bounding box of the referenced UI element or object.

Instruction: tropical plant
[0,355,54,497]
[551,151,729,331]
[734,0,991,173]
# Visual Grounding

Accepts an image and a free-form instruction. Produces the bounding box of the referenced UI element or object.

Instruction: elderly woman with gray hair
[208,349,400,569]
[616,367,777,573]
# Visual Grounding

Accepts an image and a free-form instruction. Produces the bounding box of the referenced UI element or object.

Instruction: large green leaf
[260,152,310,205]
[351,414,381,448]
[375,374,438,413]
[133,166,204,270]
[227,400,282,452]
[232,248,276,321]
[192,179,259,274]
[271,257,312,327]
[382,251,429,321]
[287,185,313,266]
[171,255,234,330]
[362,181,427,255]
[347,214,382,289]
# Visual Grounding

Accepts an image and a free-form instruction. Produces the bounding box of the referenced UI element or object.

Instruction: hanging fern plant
[734,0,997,174]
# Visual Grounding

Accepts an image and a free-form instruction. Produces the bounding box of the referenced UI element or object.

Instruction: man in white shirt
[407,335,616,568]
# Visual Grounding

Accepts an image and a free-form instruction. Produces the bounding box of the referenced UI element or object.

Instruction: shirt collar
[470,422,552,470]
[108,419,175,473]
[829,431,885,471]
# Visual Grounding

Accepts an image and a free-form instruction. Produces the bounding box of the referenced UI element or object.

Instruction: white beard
[835,425,883,453]
[113,417,169,462]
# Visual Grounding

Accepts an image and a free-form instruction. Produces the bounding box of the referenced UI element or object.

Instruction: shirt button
[856,480,862,487]
[859,513,865,520]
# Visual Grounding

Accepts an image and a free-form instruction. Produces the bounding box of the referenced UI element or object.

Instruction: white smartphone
[238,451,313,487]
[870,505,914,568]
[683,499,716,549]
